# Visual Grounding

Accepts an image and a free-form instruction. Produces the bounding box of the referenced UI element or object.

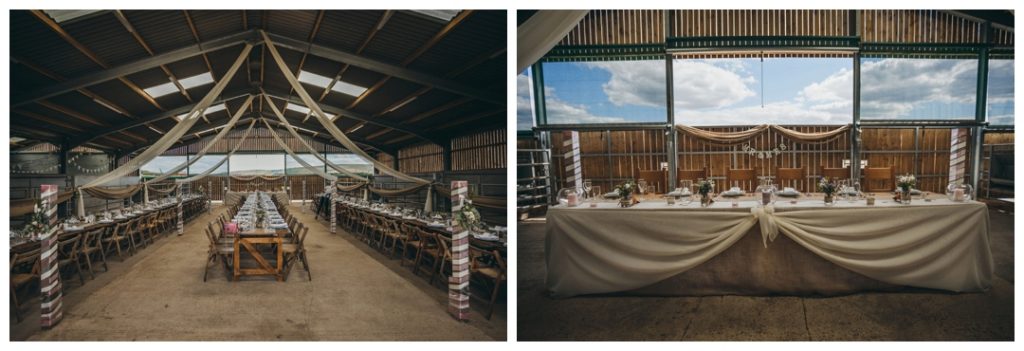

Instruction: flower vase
[700,193,712,207]
[824,194,835,206]
[618,194,633,208]
[900,190,912,205]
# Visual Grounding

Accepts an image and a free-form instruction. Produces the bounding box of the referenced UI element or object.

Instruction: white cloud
[673,60,757,110]
[860,58,978,118]
[544,86,627,124]
[582,61,668,108]
[987,59,1014,104]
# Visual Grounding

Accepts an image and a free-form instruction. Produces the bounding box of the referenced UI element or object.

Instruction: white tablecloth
[545,198,993,297]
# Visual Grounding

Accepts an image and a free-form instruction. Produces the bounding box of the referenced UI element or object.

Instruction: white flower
[624,184,631,189]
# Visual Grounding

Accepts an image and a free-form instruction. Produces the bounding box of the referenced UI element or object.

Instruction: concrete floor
[11,204,505,341]
[517,206,1014,341]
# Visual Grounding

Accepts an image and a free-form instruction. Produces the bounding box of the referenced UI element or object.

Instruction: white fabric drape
[516,10,589,72]
[261,93,368,182]
[759,203,993,293]
[545,206,756,298]
[546,201,993,297]
[76,43,253,217]
[260,31,429,186]
[261,119,335,180]
[175,120,257,184]
[145,96,254,184]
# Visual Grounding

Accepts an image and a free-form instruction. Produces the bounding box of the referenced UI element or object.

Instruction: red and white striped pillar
[448,180,471,321]
[177,192,184,236]
[562,131,582,192]
[39,184,63,329]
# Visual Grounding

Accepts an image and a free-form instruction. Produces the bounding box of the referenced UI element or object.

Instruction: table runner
[545,199,992,297]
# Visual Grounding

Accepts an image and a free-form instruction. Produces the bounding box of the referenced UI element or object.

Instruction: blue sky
[518,57,1013,128]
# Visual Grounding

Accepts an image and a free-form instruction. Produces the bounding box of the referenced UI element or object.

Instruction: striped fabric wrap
[39,184,63,329]
[448,181,471,321]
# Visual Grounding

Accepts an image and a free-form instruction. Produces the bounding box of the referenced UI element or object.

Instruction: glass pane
[517,69,534,131]
[141,156,187,178]
[674,57,852,125]
[229,154,285,176]
[541,60,667,124]
[861,57,978,120]
[987,59,1014,125]
[187,155,227,176]
[285,154,324,175]
[326,154,373,177]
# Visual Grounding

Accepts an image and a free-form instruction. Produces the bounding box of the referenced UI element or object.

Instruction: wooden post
[448,180,470,321]
[561,131,582,192]
[39,184,63,329]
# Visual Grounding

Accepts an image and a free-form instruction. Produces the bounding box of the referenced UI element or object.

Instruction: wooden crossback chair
[775,167,806,191]
[203,226,233,282]
[102,221,131,261]
[636,168,668,194]
[677,167,708,185]
[820,165,849,180]
[470,247,506,320]
[413,232,442,281]
[725,167,758,192]
[380,218,403,255]
[10,248,41,322]
[57,233,87,286]
[863,167,895,193]
[77,227,109,279]
[283,226,311,281]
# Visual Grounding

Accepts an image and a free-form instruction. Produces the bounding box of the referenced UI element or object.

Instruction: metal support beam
[264,32,503,106]
[970,22,991,194]
[664,43,677,187]
[67,89,257,149]
[59,140,70,175]
[850,10,862,182]
[12,29,257,108]
[530,63,546,126]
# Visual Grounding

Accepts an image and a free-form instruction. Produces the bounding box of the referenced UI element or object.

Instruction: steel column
[970,22,991,194]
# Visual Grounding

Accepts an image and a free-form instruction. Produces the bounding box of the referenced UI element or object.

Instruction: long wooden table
[233,228,286,281]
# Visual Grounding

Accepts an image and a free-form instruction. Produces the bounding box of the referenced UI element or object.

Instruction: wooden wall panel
[398,143,443,174]
[451,129,506,171]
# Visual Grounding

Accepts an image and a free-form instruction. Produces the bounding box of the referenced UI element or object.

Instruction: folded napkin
[778,187,800,197]
[721,187,744,197]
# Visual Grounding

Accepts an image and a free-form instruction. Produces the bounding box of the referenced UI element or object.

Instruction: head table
[545,193,993,298]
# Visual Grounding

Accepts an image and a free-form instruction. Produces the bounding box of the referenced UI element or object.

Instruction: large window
[285,154,324,176]
[229,154,284,176]
[517,69,534,131]
[674,57,853,125]
[987,58,1014,126]
[326,154,372,176]
[860,57,978,120]
[188,155,228,176]
[541,59,667,124]
[140,156,187,178]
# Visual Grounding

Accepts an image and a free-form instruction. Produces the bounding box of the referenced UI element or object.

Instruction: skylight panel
[173,103,227,121]
[298,70,334,88]
[331,80,368,97]
[178,72,215,89]
[285,104,311,114]
[44,10,102,23]
[411,10,460,22]
[143,82,178,98]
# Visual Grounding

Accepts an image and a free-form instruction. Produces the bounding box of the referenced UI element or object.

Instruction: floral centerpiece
[255,207,266,228]
[696,179,715,207]
[818,176,837,205]
[23,199,51,240]
[454,200,481,231]
[614,180,639,207]
[896,174,916,204]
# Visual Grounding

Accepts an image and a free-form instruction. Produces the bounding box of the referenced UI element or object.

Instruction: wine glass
[637,179,648,195]
[591,185,602,202]
[583,180,593,199]
[850,181,862,202]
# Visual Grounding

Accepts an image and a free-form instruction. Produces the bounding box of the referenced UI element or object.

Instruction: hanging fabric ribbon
[674,124,851,146]
[262,93,369,182]
[176,120,257,184]
[76,43,253,217]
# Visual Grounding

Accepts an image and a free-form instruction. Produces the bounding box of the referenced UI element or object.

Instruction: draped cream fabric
[76,44,253,217]
[262,94,369,182]
[545,206,757,297]
[145,96,253,184]
[83,185,144,200]
[260,31,429,186]
[336,183,367,192]
[516,10,590,72]
[147,183,179,195]
[176,120,256,184]
[262,119,335,180]
[367,183,431,196]
[761,203,993,292]
[674,124,850,146]
[545,201,993,297]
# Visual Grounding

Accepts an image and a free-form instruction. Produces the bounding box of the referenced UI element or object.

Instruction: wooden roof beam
[115,10,193,102]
